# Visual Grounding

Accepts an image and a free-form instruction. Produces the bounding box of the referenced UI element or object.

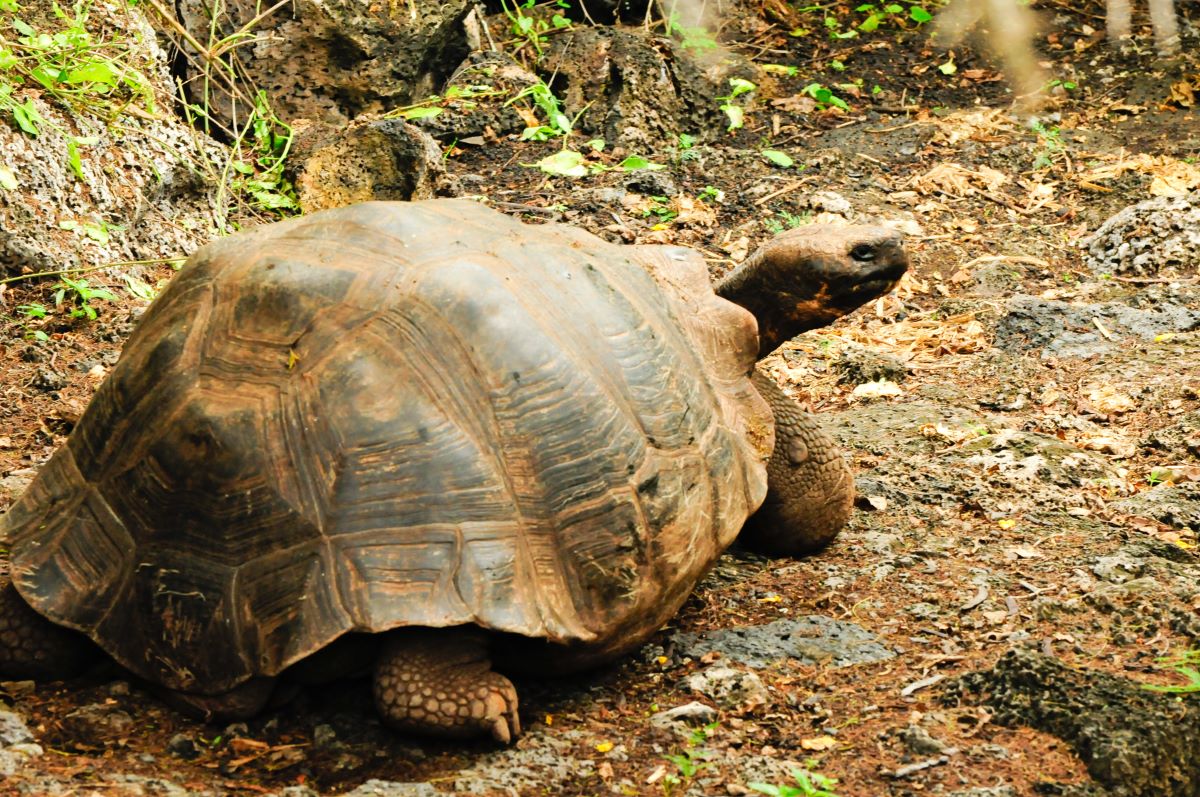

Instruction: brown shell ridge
[396,255,662,642]
[310,294,589,645]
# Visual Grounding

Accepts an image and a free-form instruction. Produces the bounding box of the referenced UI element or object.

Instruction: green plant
[14,302,49,340]
[0,1,156,181]
[385,84,503,121]
[52,275,116,320]
[0,1,156,128]
[1030,119,1064,170]
[716,77,755,131]
[1142,649,1200,693]
[761,149,794,168]
[749,764,841,797]
[1046,78,1077,92]
[697,185,723,202]
[507,80,574,141]
[764,209,810,233]
[762,63,799,77]
[801,83,849,111]
[222,90,298,214]
[641,195,677,222]
[855,2,932,32]
[663,0,718,53]
[501,0,570,59]
[662,723,718,794]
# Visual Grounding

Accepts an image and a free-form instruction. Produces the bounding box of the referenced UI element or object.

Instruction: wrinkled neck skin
[716,248,849,358]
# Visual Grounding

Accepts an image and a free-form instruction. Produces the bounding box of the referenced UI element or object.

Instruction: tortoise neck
[716,249,826,359]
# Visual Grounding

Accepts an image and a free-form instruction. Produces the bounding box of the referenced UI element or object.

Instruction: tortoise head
[715,224,908,357]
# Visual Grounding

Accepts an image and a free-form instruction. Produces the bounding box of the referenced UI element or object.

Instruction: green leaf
[761,149,794,168]
[533,149,589,177]
[762,64,799,76]
[123,275,157,302]
[618,155,665,171]
[910,6,932,23]
[79,221,112,243]
[0,164,16,190]
[0,0,19,12]
[12,18,34,36]
[858,14,880,32]
[0,48,16,70]
[66,61,117,85]
[938,56,957,75]
[727,77,757,98]
[399,106,442,120]
[721,104,744,131]
[12,101,41,135]
[66,138,85,180]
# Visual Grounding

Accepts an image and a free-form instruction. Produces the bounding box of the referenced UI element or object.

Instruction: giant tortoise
[0,199,906,742]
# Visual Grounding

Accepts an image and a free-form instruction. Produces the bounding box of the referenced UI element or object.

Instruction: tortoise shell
[1,200,771,693]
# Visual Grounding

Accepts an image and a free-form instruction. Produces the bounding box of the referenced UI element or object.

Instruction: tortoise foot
[156,677,276,722]
[740,371,854,556]
[373,628,520,744]
[0,577,98,680]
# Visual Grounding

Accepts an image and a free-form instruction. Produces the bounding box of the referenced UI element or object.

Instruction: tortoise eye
[850,244,876,262]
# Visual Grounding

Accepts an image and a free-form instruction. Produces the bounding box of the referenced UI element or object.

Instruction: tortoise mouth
[848,260,908,298]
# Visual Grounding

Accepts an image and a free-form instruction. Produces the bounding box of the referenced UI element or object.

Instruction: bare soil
[1,2,1199,795]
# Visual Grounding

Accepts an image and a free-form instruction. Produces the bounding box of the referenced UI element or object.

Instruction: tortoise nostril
[850,244,876,262]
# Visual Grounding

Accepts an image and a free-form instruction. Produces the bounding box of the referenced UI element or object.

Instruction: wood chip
[900,674,945,697]
[888,755,951,778]
[960,584,988,611]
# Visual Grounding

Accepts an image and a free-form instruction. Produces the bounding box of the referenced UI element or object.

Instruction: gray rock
[1084,191,1200,275]
[288,118,449,214]
[0,5,218,279]
[60,704,134,738]
[805,190,853,215]
[451,731,593,795]
[168,0,474,130]
[947,647,1200,797]
[898,724,950,755]
[686,665,770,710]
[1115,483,1200,532]
[961,428,1115,488]
[1092,551,1147,584]
[650,701,719,730]
[672,616,894,669]
[0,710,34,747]
[0,743,43,778]
[542,27,751,150]
[735,754,812,789]
[334,781,439,797]
[834,343,908,386]
[994,295,1200,358]
[166,733,199,760]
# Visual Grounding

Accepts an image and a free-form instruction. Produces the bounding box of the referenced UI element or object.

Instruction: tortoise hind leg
[739,370,855,556]
[373,627,520,743]
[0,577,99,680]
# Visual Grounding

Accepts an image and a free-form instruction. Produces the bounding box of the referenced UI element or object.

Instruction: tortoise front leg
[739,370,855,556]
[0,577,99,680]
[373,627,520,743]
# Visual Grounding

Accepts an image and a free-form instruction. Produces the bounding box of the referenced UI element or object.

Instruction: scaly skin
[0,578,97,680]
[739,371,854,555]
[373,628,520,743]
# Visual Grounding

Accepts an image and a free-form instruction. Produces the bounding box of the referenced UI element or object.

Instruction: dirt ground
[1,1,1199,795]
